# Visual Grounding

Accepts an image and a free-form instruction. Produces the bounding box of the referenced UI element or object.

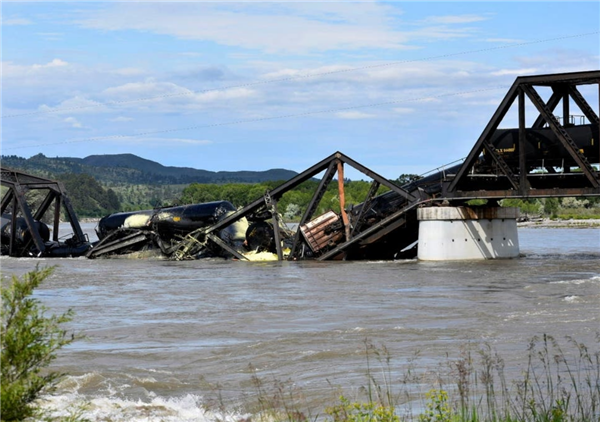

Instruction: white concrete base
[417,207,520,261]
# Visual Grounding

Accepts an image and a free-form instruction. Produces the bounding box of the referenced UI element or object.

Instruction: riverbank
[517,217,600,228]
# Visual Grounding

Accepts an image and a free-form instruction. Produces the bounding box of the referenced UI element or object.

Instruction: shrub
[1,266,75,421]
[327,395,399,422]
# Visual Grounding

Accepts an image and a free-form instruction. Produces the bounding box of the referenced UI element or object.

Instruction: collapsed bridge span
[2,70,599,261]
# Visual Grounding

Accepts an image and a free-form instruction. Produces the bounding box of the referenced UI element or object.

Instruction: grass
[204,335,600,422]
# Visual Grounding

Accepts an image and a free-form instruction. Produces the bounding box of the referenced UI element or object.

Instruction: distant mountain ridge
[1,153,298,185]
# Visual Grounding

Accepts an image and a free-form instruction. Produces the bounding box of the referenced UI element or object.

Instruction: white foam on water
[563,295,580,302]
[37,392,246,422]
[550,275,600,285]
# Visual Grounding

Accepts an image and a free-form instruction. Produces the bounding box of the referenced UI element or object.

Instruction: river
[1,224,599,421]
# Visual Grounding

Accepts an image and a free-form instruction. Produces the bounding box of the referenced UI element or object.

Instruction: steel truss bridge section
[0,168,90,257]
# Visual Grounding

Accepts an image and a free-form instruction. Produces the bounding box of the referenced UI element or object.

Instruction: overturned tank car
[87,201,287,259]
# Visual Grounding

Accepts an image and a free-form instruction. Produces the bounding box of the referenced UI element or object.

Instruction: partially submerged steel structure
[2,70,599,260]
[151,70,600,261]
[1,168,91,257]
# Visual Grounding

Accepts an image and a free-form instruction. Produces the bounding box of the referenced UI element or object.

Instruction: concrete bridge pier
[417,206,520,261]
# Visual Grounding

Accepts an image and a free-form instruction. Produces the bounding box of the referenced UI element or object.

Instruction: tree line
[57,174,121,217]
[180,179,392,221]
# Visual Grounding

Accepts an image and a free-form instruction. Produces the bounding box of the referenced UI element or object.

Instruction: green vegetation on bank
[56,174,121,218]
[500,197,600,220]
[181,180,391,221]
[233,336,600,422]
[1,267,76,421]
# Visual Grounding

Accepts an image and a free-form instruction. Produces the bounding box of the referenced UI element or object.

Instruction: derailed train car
[88,201,264,259]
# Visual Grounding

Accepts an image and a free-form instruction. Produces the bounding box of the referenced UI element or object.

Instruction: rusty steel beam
[337,161,351,243]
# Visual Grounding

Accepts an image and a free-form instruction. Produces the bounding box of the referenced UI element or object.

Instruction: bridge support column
[417,207,520,261]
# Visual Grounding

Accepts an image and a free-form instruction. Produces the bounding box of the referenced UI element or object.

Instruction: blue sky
[2,1,599,179]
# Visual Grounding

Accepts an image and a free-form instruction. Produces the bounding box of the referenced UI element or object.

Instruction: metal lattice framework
[1,168,88,256]
[170,151,419,261]
[443,70,600,199]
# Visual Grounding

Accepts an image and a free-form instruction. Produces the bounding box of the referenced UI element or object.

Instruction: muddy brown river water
[1,225,599,421]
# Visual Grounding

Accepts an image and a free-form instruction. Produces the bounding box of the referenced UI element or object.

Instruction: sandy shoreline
[517,218,600,229]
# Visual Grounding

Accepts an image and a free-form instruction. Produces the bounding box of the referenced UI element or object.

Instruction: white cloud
[74,3,482,54]
[178,52,202,57]
[423,14,490,25]
[393,107,414,114]
[335,111,376,120]
[33,58,68,69]
[115,136,213,146]
[3,59,69,77]
[100,79,256,109]
[491,68,538,76]
[110,116,134,122]
[38,96,110,115]
[37,32,64,41]
[192,87,255,103]
[101,80,191,101]
[2,17,33,26]
[64,116,84,128]
[167,138,212,145]
[485,38,523,43]
[111,67,146,76]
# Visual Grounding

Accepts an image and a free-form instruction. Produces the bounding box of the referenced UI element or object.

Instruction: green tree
[543,197,559,216]
[395,173,422,186]
[1,266,75,421]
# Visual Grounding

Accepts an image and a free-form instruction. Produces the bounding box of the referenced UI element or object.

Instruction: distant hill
[0,153,298,185]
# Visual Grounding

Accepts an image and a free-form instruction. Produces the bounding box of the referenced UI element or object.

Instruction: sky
[1,1,599,180]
